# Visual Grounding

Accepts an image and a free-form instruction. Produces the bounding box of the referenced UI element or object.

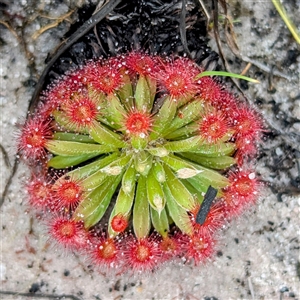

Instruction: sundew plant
[18,51,263,273]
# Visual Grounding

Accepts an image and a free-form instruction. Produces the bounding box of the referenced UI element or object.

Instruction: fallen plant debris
[0,290,82,300]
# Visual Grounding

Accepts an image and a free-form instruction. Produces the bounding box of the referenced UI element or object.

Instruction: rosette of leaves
[19,52,262,270]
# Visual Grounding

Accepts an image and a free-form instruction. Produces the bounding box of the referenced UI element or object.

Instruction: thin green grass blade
[272,0,300,44]
[195,71,260,83]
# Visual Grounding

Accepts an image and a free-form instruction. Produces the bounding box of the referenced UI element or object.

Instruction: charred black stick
[0,290,82,300]
[196,185,218,225]
[179,0,192,58]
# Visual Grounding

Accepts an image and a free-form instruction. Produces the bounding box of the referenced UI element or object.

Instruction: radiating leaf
[146,166,166,213]
[122,159,136,194]
[108,187,135,237]
[163,164,195,210]
[53,132,96,143]
[152,161,166,182]
[151,206,169,238]
[66,152,120,180]
[47,153,100,169]
[150,96,177,139]
[164,184,193,236]
[186,142,236,157]
[81,154,130,190]
[134,150,153,176]
[45,140,114,156]
[74,175,122,228]
[163,99,204,136]
[133,176,150,239]
[179,152,236,169]
[89,121,126,148]
[164,136,202,152]
[135,75,151,111]
[52,110,88,134]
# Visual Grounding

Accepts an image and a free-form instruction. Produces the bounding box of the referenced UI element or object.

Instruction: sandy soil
[0,0,299,299]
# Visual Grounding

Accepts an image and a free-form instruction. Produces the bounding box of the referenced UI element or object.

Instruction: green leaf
[66,152,120,180]
[187,142,236,157]
[183,176,209,195]
[117,73,134,109]
[147,147,169,157]
[47,153,100,169]
[73,175,122,228]
[122,159,137,194]
[130,134,148,150]
[179,152,236,169]
[89,121,126,148]
[104,93,127,129]
[80,154,131,190]
[108,187,135,237]
[134,75,151,112]
[146,166,166,213]
[152,161,166,182]
[160,154,198,172]
[164,184,193,236]
[80,169,107,191]
[181,180,204,204]
[164,122,197,140]
[150,206,169,238]
[163,163,195,210]
[161,154,229,188]
[52,110,88,134]
[101,154,131,175]
[187,170,229,191]
[146,75,157,108]
[134,150,153,176]
[53,132,96,143]
[113,187,135,216]
[133,176,150,239]
[162,99,204,136]
[45,140,114,156]
[164,136,202,152]
[150,96,178,140]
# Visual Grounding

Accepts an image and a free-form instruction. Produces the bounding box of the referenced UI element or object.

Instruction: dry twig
[32,10,75,40]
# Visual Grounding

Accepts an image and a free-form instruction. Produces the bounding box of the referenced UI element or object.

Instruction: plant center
[100,240,117,259]
[60,222,76,238]
[136,244,151,262]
